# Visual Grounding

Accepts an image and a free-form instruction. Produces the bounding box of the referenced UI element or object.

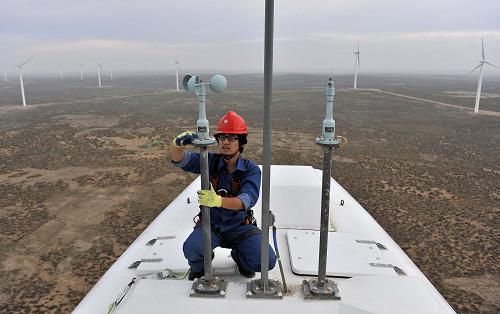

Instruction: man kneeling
[171,111,276,280]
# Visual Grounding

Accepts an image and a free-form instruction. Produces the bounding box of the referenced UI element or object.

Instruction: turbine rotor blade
[466,64,482,76]
[17,57,33,68]
[357,54,360,66]
[484,61,500,70]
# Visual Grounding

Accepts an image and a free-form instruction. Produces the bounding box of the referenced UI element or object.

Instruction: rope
[271,223,288,293]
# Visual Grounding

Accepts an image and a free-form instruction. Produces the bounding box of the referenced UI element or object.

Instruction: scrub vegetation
[0,74,498,313]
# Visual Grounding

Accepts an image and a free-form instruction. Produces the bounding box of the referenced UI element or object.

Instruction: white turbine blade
[357,40,359,52]
[96,63,103,70]
[17,57,33,68]
[484,61,500,70]
[466,64,482,76]
[357,54,360,66]
[481,37,485,61]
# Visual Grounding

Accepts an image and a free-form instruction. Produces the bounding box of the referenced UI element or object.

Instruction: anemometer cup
[183,75,200,92]
[209,75,227,93]
[183,74,227,93]
[182,75,192,91]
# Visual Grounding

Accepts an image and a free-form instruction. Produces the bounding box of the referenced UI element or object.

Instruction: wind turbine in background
[96,63,103,87]
[175,60,180,91]
[467,38,500,113]
[59,71,64,79]
[16,57,32,107]
[4,71,7,83]
[80,64,84,81]
[109,66,113,80]
[353,40,360,89]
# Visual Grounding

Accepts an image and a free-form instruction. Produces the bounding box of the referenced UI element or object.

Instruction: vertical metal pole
[261,0,274,289]
[302,77,340,300]
[189,76,226,298]
[200,147,213,281]
[318,146,332,286]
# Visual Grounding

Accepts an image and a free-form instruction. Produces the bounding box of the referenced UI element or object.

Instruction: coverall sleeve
[236,162,261,210]
[172,151,215,174]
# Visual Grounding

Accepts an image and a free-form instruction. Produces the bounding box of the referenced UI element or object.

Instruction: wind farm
[0,1,499,313]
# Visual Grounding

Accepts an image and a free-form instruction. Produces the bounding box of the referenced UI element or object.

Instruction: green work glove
[172,131,196,147]
[197,188,222,208]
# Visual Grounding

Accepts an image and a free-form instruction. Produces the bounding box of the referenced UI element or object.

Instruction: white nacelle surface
[73,165,455,314]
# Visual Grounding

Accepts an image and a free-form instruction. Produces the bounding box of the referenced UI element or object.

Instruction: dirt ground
[0,74,499,313]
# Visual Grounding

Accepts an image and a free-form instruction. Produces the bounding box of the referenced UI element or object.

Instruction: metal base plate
[316,136,341,147]
[190,276,227,298]
[302,278,341,300]
[246,279,283,299]
[192,137,217,146]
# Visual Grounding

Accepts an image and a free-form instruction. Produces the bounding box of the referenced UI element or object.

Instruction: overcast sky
[1,0,500,75]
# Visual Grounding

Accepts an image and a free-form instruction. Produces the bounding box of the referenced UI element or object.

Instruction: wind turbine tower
[353,40,360,89]
[467,38,500,113]
[96,63,103,87]
[4,71,6,83]
[16,57,32,107]
[80,64,83,81]
[59,71,64,79]
[110,66,113,80]
[175,60,180,91]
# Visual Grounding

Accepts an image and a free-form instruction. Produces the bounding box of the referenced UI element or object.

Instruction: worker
[171,111,276,280]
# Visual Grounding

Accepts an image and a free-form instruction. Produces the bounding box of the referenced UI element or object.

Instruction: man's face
[217,134,239,156]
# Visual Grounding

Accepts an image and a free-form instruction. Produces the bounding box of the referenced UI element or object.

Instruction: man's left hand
[197,189,222,207]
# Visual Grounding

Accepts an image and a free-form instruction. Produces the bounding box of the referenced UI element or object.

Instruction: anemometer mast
[183,74,228,298]
[302,77,341,300]
[246,0,283,300]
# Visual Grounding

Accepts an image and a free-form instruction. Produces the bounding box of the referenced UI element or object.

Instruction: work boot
[188,251,215,281]
[230,249,255,278]
[188,269,204,281]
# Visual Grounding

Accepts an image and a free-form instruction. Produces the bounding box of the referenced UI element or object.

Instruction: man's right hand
[172,131,196,147]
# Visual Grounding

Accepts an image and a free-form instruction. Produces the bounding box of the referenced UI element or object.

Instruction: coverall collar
[217,154,246,172]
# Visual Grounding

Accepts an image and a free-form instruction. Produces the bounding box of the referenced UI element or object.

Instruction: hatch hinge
[369,262,406,275]
[128,258,163,269]
[356,239,387,250]
[146,235,176,245]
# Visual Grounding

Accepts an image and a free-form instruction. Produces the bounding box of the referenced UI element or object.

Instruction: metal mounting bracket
[302,278,341,300]
[246,279,283,299]
[190,276,227,298]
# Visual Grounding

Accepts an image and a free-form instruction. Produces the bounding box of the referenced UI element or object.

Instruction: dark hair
[238,134,247,153]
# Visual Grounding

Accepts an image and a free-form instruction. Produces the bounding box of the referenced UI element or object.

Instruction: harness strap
[193,209,256,227]
[221,227,261,249]
[209,153,246,198]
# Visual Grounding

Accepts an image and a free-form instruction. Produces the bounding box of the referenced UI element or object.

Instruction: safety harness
[193,153,259,249]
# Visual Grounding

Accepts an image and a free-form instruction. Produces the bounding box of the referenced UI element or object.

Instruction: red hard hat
[215,111,248,135]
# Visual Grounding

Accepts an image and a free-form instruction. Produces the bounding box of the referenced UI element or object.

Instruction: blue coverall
[173,151,276,273]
